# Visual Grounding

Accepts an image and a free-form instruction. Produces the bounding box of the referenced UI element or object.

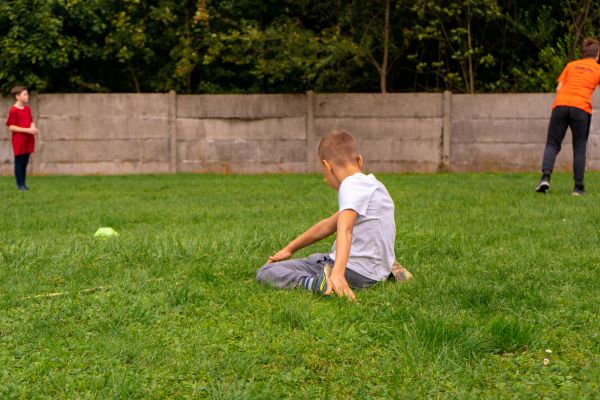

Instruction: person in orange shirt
[536,38,600,196]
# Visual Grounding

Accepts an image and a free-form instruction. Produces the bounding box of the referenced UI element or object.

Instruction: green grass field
[1,172,599,399]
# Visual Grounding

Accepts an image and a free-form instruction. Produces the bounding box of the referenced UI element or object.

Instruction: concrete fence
[2,91,600,175]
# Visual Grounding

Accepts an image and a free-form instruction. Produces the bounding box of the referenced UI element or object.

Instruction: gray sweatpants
[256,253,377,290]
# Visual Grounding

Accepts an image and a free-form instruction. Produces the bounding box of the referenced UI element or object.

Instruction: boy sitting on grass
[257,130,411,301]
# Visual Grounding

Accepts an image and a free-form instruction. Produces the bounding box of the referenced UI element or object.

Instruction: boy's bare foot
[306,264,332,295]
[323,263,333,295]
[391,261,413,282]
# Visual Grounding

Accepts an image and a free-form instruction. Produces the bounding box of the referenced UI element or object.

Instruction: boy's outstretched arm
[8,125,39,134]
[268,212,339,263]
[328,209,357,301]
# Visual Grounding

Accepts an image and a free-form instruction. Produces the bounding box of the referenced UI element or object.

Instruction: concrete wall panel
[3,92,600,176]
[77,94,168,117]
[315,93,442,118]
[365,161,440,173]
[315,117,442,140]
[39,161,170,175]
[2,96,15,168]
[40,116,168,140]
[0,139,12,163]
[359,138,395,162]
[37,117,80,140]
[177,161,307,174]
[42,139,169,163]
[589,134,600,154]
[1,95,12,112]
[39,93,169,118]
[38,93,80,117]
[178,139,306,164]
[177,94,305,118]
[126,118,169,139]
[452,94,554,119]
[450,142,573,172]
[200,117,305,140]
[452,118,552,144]
[176,119,207,141]
[393,139,441,163]
[0,164,12,175]
[356,138,440,164]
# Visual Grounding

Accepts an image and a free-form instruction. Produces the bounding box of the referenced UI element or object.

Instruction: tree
[342,0,396,93]
[0,0,74,92]
[3,0,600,94]
[566,0,592,60]
[196,0,361,93]
[409,0,502,93]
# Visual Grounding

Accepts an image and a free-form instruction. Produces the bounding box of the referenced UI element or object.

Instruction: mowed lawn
[1,173,599,399]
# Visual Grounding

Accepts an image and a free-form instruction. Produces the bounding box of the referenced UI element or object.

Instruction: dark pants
[541,106,591,188]
[14,153,30,188]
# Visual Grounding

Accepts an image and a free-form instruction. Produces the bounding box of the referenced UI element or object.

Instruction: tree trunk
[569,0,592,59]
[128,62,141,93]
[380,0,391,93]
[466,2,475,94]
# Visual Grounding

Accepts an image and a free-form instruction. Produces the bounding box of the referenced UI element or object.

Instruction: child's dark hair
[318,130,360,165]
[582,38,600,58]
[10,85,28,99]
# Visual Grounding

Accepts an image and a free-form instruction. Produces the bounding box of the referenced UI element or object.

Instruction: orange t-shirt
[552,58,600,114]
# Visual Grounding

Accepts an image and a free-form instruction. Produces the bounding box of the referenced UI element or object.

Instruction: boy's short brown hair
[318,130,360,165]
[10,85,28,99]
[582,38,600,58]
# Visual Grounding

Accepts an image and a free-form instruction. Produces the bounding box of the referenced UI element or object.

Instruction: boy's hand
[267,248,293,263]
[327,271,356,301]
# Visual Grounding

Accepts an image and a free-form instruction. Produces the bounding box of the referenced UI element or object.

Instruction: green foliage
[511,37,571,92]
[1,173,600,397]
[1,1,600,93]
[408,0,502,93]
[0,0,72,91]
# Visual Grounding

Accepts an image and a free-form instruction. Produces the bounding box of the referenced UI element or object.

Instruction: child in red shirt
[5,86,39,191]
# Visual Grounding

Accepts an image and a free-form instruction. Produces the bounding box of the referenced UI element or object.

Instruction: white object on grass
[94,227,119,238]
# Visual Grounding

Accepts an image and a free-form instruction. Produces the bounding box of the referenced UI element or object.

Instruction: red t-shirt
[5,105,35,156]
[552,58,600,114]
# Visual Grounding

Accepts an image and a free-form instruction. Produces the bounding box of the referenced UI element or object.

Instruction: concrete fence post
[168,90,177,173]
[305,90,316,173]
[30,91,40,175]
[441,90,452,171]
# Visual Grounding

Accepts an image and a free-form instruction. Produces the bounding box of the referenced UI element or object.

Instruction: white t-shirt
[329,172,396,281]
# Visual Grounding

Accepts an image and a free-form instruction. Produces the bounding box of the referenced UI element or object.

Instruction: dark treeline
[0,0,597,94]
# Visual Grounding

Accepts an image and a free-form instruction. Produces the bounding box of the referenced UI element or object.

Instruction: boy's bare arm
[327,209,357,301]
[267,212,339,263]
[8,125,38,134]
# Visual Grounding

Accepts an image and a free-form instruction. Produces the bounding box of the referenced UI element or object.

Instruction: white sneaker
[535,180,550,193]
